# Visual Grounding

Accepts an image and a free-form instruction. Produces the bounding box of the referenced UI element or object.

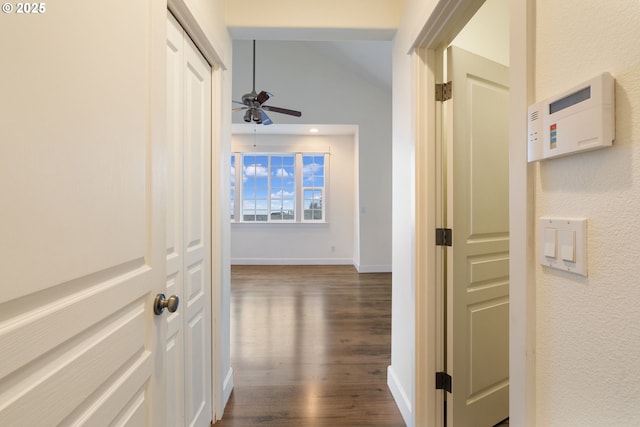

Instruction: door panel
[0,0,166,425]
[446,46,509,427]
[469,83,510,237]
[166,13,212,427]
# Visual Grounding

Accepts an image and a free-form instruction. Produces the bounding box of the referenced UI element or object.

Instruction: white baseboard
[222,367,234,409]
[355,264,392,273]
[231,258,354,266]
[387,365,414,427]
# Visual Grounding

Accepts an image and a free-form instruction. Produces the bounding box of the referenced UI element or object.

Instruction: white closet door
[166,13,187,426]
[166,12,213,427]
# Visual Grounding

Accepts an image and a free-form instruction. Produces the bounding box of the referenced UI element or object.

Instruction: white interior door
[166,13,213,427]
[0,1,167,426]
[445,46,510,427]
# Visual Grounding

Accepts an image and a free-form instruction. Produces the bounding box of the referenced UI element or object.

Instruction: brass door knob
[154,293,179,315]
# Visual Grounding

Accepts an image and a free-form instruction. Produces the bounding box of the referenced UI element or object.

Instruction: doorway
[414,0,511,425]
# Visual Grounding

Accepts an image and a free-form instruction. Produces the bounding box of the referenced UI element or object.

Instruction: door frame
[412,1,536,426]
[167,0,228,422]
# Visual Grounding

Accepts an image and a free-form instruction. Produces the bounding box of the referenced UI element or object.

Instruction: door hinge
[435,228,452,246]
[436,82,452,101]
[436,371,452,393]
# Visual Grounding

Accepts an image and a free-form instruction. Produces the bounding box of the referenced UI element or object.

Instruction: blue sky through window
[232,153,325,222]
[269,155,295,220]
[302,155,324,220]
[242,155,268,221]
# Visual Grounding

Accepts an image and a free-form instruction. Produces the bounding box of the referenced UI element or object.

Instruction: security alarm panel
[528,72,615,162]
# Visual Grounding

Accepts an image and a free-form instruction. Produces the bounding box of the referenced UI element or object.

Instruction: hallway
[215,265,405,426]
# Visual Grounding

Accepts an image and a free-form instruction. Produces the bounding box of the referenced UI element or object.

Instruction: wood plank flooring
[214,265,406,427]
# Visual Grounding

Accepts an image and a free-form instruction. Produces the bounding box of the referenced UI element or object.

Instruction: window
[269,155,295,220]
[302,155,325,221]
[242,154,269,221]
[231,152,327,223]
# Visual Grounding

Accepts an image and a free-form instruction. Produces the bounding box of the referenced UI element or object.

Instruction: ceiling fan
[232,40,302,125]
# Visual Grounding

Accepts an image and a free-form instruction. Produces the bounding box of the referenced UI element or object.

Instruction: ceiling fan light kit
[233,40,302,125]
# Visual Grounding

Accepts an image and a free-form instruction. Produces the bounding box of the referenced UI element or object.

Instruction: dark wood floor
[214,265,406,427]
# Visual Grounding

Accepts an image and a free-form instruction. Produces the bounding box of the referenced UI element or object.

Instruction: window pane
[303,157,317,176]
[256,210,268,221]
[244,156,268,179]
[302,154,325,222]
[268,154,295,221]
[271,177,283,188]
[255,176,268,188]
[243,176,256,188]
[272,166,293,178]
[304,190,322,205]
[283,199,294,209]
[243,187,257,200]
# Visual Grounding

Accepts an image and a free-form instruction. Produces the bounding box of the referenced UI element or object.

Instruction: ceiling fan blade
[232,107,248,112]
[256,91,271,105]
[262,105,302,117]
[259,110,273,126]
[233,100,246,106]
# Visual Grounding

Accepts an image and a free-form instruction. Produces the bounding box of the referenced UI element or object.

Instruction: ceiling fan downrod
[252,40,256,94]
[232,39,302,125]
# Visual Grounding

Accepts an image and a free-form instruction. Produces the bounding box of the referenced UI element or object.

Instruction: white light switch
[559,230,576,262]
[539,217,588,276]
[543,228,557,258]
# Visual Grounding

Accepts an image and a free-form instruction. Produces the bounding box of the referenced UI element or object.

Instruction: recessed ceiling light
[309,128,319,133]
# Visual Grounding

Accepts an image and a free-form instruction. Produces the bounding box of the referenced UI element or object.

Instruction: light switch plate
[539,217,588,276]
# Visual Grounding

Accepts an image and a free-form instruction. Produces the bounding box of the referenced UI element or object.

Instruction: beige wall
[535,1,640,425]
[451,0,509,67]
[225,0,402,33]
